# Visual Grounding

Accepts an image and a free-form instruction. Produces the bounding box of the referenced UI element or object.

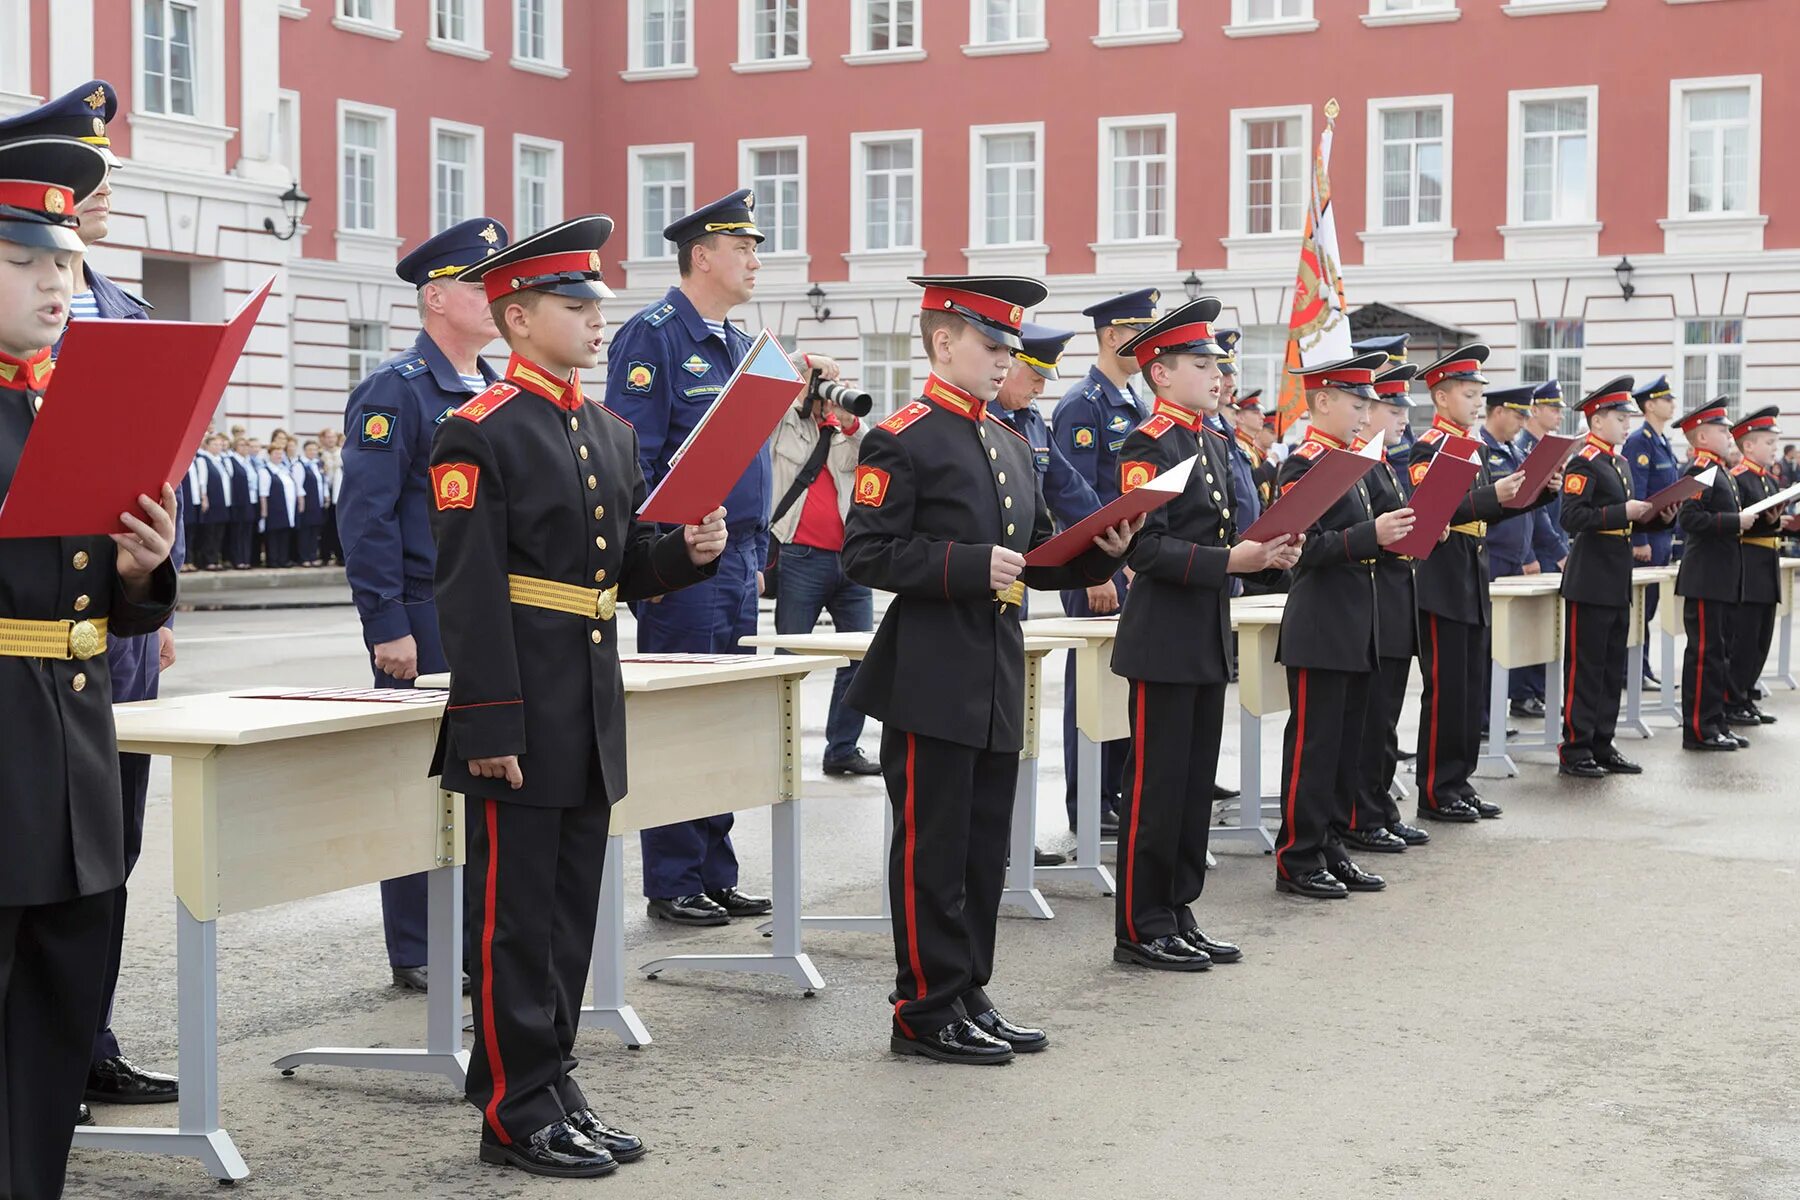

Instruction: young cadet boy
[843,275,1136,1065]
[1273,350,1418,899]
[1108,298,1299,969]
[0,137,178,1199]
[1556,377,1678,777]
[1347,359,1433,852]
[1672,398,1754,752]
[430,215,727,1177]
[1725,406,1787,726]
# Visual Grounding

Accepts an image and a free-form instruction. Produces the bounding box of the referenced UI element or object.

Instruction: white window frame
[850,128,923,254]
[739,136,808,257]
[1365,94,1453,231]
[734,0,810,73]
[428,119,484,235]
[1667,74,1760,221]
[969,122,1045,250]
[336,99,396,239]
[848,0,925,64]
[1227,104,1310,240]
[0,1,39,111]
[625,0,697,79]
[626,143,693,263]
[129,0,240,171]
[514,134,563,234]
[512,0,568,77]
[1225,0,1319,37]
[1679,317,1745,417]
[1097,113,1176,246]
[427,0,488,59]
[860,330,918,419]
[347,319,389,385]
[1096,0,1181,46]
[1362,0,1459,26]
[333,0,400,39]
[1506,85,1599,227]
[965,0,1048,57]
[1518,319,1585,401]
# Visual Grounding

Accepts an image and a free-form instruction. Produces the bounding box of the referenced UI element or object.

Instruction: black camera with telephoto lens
[808,370,873,418]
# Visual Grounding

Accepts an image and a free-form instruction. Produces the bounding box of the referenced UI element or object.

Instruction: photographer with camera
[769,370,880,776]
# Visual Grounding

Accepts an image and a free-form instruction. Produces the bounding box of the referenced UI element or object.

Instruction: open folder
[1238,436,1383,544]
[638,329,807,525]
[1385,434,1482,560]
[1740,478,1800,518]
[0,277,273,539]
[1023,455,1196,566]
[1502,432,1579,508]
[1641,466,1715,511]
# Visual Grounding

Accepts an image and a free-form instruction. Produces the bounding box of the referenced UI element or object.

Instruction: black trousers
[226,518,253,567]
[1560,601,1628,764]
[1682,598,1734,742]
[92,752,152,1063]
[0,890,116,1200]
[297,523,323,563]
[1276,667,1368,880]
[321,505,342,564]
[1416,612,1486,811]
[1727,601,1777,707]
[881,727,1016,1037]
[196,521,226,568]
[1352,654,1410,832]
[465,789,611,1143]
[264,527,293,569]
[1115,679,1224,943]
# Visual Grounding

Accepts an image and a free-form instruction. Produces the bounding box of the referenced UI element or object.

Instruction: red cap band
[0,181,75,218]
[483,249,603,302]
[1423,358,1480,388]
[1677,404,1730,431]
[1735,415,1777,434]
[1131,321,1215,368]
[1581,388,1633,415]
[1304,367,1376,391]
[920,286,1025,334]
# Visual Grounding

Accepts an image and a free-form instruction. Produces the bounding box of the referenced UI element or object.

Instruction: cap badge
[588,250,602,272]
[479,223,499,244]
[92,117,105,136]
[744,192,755,210]
[1009,304,1022,325]
[43,188,65,214]
[84,87,107,110]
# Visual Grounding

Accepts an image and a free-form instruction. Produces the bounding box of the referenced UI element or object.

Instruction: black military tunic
[843,374,1120,1036]
[1352,443,1416,832]
[1727,461,1782,709]
[1674,447,1742,744]
[430,354,711,1142]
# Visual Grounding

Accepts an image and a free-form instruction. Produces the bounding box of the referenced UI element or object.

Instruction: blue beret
[1015,322,1075,381]
[664,188,763,247]
[396,217,509,287]
[0,80,119,163]
[1081,288,1159,330]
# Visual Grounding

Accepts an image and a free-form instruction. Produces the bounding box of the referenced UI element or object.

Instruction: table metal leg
[74,903,249,1182]
[580,835,652,1046]
[1000,754,1053,919]
[1768,608,1797,689]
[1621,645,1651,738]
[1645,628,1681,723]
[1037,731,1115,894]
[770,800,895,934]
[1217,707,1275,853]
[1477,661,1518,776]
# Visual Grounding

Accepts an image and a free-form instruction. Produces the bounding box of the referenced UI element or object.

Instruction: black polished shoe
[1724,706,1763,728]
[1418,799,1479,823]
[1682,733,1739,751]
[1641,671,1661,692]
[1211,782,1241,800]
[1558,758,1607,778]
[646,894,730,926]
[705,886,773,918]
[1099,807,1120,836]
[1341,826,1407,854]
[1729,732,1752,749]
[480,1120,616,1178]
[1509,697,1547,718]
[891,1017,1013,1064]
[86,1056,178,1105]
[1329,860,1387,892]
[1469,795,1503,819]
[822,748,883,776]
[1275,869,1348,899]
[1749,703,1778,725]
[1595,752,1643,775]
[1114,934,1211,971]
[1179,929,1242,963]
[76,1103,93,1127]
[1387,821,1431,846]
[1033,846,1067,867]
[392,966,471,994]
[968,1007,1049,1053]
[566,1109,646,1163]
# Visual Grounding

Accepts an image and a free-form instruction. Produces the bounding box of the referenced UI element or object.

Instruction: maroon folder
[1239,437,1383,543]
[1023,454,1196,566]
[1385,435,1482,560]
[1501,432,1579,508]
[1640,466,1714,511]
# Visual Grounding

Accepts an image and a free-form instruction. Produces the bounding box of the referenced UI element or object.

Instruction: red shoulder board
[993,417,1030,444]
[454,382,518,424]
[1140,413,1175,439]
[1578,445,1604,461]
[1730,463,1752,476]
[1296,440,1325,460]
[1419,427,1444,445]
[879,400,931,434]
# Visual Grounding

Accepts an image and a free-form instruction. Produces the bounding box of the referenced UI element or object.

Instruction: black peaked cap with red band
[1733,405,1779,438]
[1419,343,1491,390]
[1372,362,1419,408]
[460,214,616,304]
[0,137,105,253]
[1119,296,1226,369]
[1675,396,1734,433]
[1578,375,1637,417]
[1289,348,1390,401]
[910,274,1046,351]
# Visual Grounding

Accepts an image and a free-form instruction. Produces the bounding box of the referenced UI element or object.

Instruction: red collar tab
[923,374,986,422]
[0,346,53,391]
[920,287,1025,337]
[1740,459,1767,476]
[482,249,603,303]
[1150,398,1200,431]
[1131,321,1215,369]
[1304,428,1347,451]
[1693,447,1722,466]
[1583,432,1616,454]
[1303,366,1376,392]
[1422,358,1481,388]
[504,354,583,411]
[1350,436,1369,451]
[1677,404,1730,432]
[1431,414,1470,437]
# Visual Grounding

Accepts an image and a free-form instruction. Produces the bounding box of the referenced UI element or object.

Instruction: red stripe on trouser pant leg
[1122,680,1147,942]
[479,799,510,1144]
[1424,614,1441,808]
[1692,600,1706,740]
[1563,603,1580,758]
[1275,668,1307,880]
[894,732,924,1037]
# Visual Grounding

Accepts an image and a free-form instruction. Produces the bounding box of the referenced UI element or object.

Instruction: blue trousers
[1060,574,1130,830]
[635,536,759,898]
[373,590,446,969]
[773,543,872,763]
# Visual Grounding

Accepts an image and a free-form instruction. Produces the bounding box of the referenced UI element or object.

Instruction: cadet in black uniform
[1273,350,1417,899]
[1108,298,1299,969]
[0,137,178,1200]
[1556,377,1677,777]
[1673,398,1752,751]
[431,216,726,1178]
[1725,406,1787,726]
[1347,360,1432,852]
[843,275,1134,1064]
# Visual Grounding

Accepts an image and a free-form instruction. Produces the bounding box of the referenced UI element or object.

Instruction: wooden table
[742,631,1081,924]
[1018,616,1123,894]
[74,691,463,1182]
[1483,575,1565,775]
[1623,565,1680,735]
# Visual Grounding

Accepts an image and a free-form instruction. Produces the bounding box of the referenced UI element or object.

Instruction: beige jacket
[769,403,866,544]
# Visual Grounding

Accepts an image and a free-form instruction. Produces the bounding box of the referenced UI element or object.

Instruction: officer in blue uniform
[1625,375,1681,687]
[1211,330,1262,535]
[989,323,1100,528]
[339,216,508,991]
[1478,385,1539,722]
[1507,379,1570,713]
[1049,288,1157,832]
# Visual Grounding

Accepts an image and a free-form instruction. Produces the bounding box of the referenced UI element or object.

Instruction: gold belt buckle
[995,581,1025,611]
[595,585,618,621]
[68,619,102,660]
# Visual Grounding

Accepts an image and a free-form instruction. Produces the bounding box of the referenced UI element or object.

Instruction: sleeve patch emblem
[431,462,480,510]
[1120,461,1157,492]
[1637,453,1650,466]
[1409,461,1430,486]
[1564,473,1587,496]
[624,362,656,393]
[1072,426,1095,449]
[360,409,396,446]
[853,465,890,507]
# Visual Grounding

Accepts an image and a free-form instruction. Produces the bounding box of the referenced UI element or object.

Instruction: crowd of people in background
[181,424,343,571]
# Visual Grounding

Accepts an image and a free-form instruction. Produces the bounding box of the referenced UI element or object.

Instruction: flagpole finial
[1324,97,1340,121]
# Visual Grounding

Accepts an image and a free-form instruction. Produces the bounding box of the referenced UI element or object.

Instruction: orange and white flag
[1275,98,1353,433]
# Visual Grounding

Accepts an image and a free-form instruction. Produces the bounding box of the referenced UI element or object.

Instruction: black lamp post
[806,283,830,321]
[1182,270,1202,301]
[263,182,311,241]
[1613,256,1635,302]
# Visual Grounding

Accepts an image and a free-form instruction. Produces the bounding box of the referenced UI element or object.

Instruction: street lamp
[1614,256,1636,302]
[1182,270,1203,301]
[806,283,830,321]
[263,182,311,241]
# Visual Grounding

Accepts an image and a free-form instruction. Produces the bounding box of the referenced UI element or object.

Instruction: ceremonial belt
[507,574,618,621]
[0,616,108,661]
[1594,529,1629,538]
[996,581,1025,610]
[1744,536,1781,549]
[1448,521,1488,537]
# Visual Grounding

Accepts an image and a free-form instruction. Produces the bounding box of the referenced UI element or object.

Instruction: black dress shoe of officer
[969,1007,1049,1053]
[1750,703,1778,724]
[1418,799,1479,823]
[1099,807,1121,836]
[1509,697,1547,718]
[1469,794,1503,819]
[1387,821,1431,846]
[1683,733,1739,751]
[890,1017,1014,1064]
[480,1119,616,1178]
[1329,860,1386,892]
[822,748,883,776]
[1341,826,1407,854]
[1179,930,1242,963]
[86,1055,178,1104]
[1596,753,1643,775]
[1730,732,1752,748]
[705,886,773,918]
[567,1109,646,1162]
[1558,758,1607,778]
[1275,869,1348,899]
[391,966,471,994]
[646,894,730,926]
[76,1103,93,1127]
[1724,706,1763,727]
[1211,782,1241,799]
[1113,935,1211,971]
[1033,846,1067,867]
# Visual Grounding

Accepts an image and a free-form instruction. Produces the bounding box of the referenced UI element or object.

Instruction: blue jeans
[775,543,872,763]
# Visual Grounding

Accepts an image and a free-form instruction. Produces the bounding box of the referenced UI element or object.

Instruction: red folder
[1385,435,1481,560]
[1023,455,1197,566]
[638,329,807,524]
[1641,466,1714,511]
[1239,437,1383,543]
[0,278,273,538]
[1502,432,1579,508]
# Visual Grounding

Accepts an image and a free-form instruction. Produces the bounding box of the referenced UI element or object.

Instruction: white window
[515,136,563,234]
[431,123,482,234]
[745,140,805,255]
[974,0,1042,44]
[1372,101,1448,228]
[1509,87,1597,225]
[861,332,915,418]
[348,321,387,384]
[339,0,372,19]
[141,0,199,117]
[638,0,690,69]
[855,0,917,53]
[1234,109,1306,236]
[334,0,398,37]
[1234,0,1310,22]
[513,0,565,72]
[854,131,920,252]
[1371,0,1454,10]
[1102,0,1175,34]
[1235,326,1289,410]
[429,0,486,54]
[339,111,383,233]
[629,146,691,260]
[1519,320,1583,392]
[0,1,32,105]
[972,124,1042,248]
[1675,79,1756,217]
[1681,318,1744,415]
[742,0,805,62]
[1100,115,1174,242]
